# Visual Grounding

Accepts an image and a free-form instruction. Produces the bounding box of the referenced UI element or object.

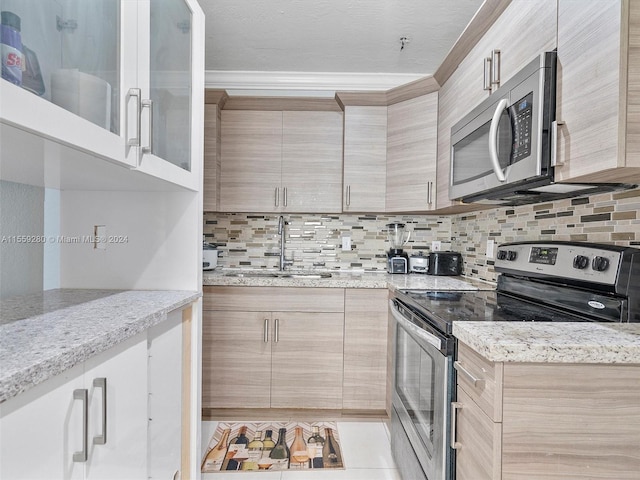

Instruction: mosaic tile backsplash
[204,187,640,280]
[203,214,453,271]
[452,188,640,282]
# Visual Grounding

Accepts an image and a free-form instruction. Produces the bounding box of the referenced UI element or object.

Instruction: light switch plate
[431,240,441,251]
[341,236,351,251]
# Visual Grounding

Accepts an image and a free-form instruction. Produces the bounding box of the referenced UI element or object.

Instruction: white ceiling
[197,0,484,94]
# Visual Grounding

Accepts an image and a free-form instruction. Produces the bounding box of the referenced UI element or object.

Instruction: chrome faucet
[278,216,293,271]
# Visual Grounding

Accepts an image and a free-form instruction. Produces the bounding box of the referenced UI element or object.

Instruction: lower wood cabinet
[202,287,345,410]
[453,342,640,480]
[343,289,388,411]
[202,287,389,412]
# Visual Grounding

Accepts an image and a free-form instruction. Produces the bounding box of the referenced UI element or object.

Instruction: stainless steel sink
[278,272,332,279]
[223,272,279,278]
[223,271,332,279]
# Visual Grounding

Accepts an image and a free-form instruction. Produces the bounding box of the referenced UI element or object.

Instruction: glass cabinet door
[149,0,191,171]
[1,0,120,134]
[135,0,203,190]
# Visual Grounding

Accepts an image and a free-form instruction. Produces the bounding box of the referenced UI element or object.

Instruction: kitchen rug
[201,421,344,472]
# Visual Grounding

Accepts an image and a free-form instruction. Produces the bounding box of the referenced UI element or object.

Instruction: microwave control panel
[510,92,533,162]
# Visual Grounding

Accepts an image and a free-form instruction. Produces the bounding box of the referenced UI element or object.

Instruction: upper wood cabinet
[220,110,283,212]
[386,93,438,212]
[554,0,640,184]
[343,106,388,212]
[282,111,344,212]
[220,110,343,213]
[435,0,557,212]
[203,103,222,212]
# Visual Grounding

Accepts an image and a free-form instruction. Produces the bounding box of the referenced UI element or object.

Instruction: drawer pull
[454,360,486,389]
[73,389,88,462]
[93,377,107,445]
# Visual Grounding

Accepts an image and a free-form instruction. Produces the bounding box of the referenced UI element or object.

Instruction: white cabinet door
[148,310,184,480]
[0,334,149,480]
[0,364,85,480]
[133,0,205,191]
[83,333,148,480]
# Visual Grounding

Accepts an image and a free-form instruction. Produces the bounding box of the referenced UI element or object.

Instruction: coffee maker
[386,223,410,274]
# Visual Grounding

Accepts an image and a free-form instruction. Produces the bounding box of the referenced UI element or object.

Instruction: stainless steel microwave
[450,51,559,205]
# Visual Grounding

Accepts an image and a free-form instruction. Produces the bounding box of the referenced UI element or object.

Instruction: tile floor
[201,419,401,480]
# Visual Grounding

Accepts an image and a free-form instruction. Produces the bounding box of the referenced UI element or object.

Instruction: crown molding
[204,70,427,95]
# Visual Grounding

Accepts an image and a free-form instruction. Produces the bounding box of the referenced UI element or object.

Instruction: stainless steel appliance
[390,241,640,480]
[449,51,634,206]
[387,223,411,274]
[203,242,218,270]
[428,252,462,276]
[409,252,430,273]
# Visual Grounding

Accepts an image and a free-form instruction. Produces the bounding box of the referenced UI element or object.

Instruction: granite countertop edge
[202,269,494,291]
[0,289,201,404]
[453,321,640,364]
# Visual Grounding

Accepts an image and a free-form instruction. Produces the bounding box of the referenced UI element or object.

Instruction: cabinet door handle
[551,120,565,167]
[491,49,501,87]
[346,185,351,207]
[427,181,433,205]
[127,88,141,147]
[283,187,288,207]
[274,318,279,343]
[141,99,154,155]
[483,57,492,91]
[264,318,269,343]
[451,401,463,449]
[73,388,89,462]
[93,377,107,445]
[454,360,486,389]
[275,187,280,207]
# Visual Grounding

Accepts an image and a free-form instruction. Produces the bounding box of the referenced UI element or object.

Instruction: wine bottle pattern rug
[202,421,344,472]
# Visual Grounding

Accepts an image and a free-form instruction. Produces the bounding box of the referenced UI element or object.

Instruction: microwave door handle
[489,98,509,182]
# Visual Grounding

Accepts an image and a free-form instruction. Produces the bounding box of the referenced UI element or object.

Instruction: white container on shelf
[50,69,111,130]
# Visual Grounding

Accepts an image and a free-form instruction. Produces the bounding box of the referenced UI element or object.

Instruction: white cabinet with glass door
[0,0,204,190]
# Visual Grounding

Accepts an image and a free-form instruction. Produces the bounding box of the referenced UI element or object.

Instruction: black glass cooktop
[397,289,594,335]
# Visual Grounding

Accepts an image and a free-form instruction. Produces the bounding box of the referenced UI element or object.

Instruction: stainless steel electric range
[389,241,640,480]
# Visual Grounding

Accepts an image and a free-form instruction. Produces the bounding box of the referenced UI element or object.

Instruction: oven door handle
[489,98,509,182]
[389,300,442,350]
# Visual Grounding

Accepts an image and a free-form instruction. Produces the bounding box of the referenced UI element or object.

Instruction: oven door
[390,299,452,480]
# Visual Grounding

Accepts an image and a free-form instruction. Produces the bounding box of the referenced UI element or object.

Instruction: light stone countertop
[453,321,640,364]
[0,289,200,404]
[203,268,494,291]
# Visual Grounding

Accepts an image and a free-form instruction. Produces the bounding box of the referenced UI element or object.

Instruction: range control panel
[495,242,621,285]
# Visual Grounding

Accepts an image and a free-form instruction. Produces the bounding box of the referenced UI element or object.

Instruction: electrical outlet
[486,239,495,258]
[431,240,441,252]
[94,225,106,250]
[341,236,351,251]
